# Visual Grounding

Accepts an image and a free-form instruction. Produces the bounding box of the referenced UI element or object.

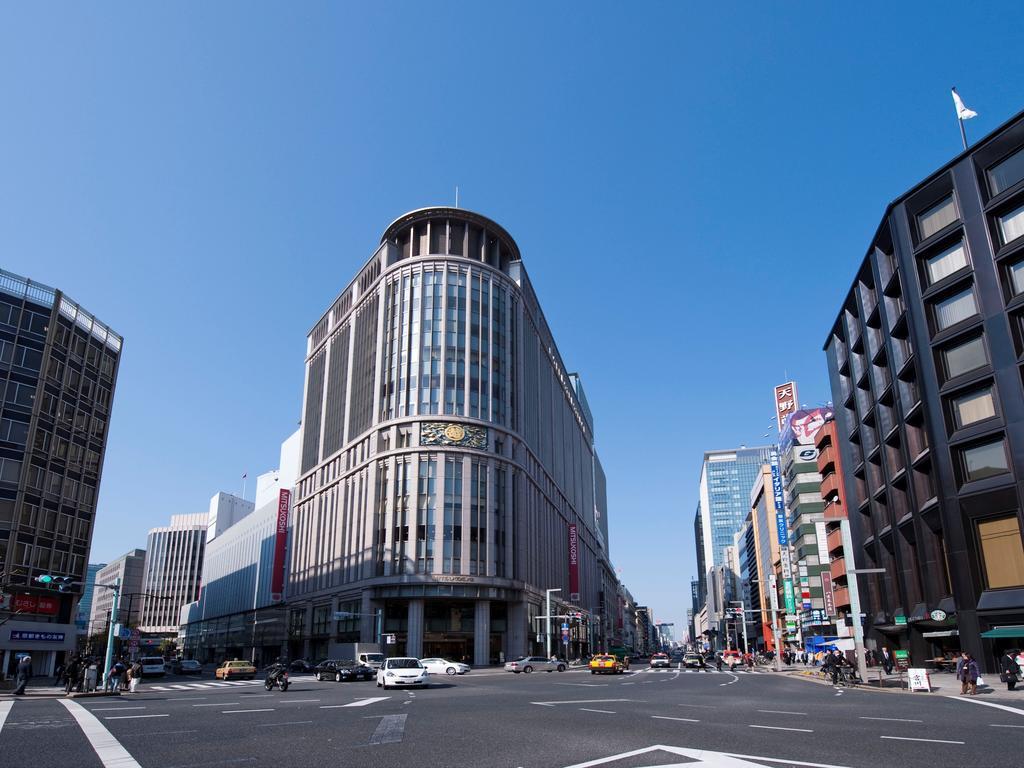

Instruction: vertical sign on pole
[821,572,836,617]
[568,524,580,602]
[769,449,796,616]
[270,489,291,602]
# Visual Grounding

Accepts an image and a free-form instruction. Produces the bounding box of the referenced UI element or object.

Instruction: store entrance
[423,637,471,662]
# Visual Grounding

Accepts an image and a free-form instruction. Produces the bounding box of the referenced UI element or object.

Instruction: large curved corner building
[288,207,615,665]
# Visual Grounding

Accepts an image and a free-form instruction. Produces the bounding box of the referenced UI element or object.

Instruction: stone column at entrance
[506,601,527,660]
[407,599,425,658]
[474,600,491,666]
[360,592,378,644]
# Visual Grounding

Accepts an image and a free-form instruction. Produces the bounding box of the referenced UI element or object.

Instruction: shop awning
[922,630,959,638]
[980,626,1024,639]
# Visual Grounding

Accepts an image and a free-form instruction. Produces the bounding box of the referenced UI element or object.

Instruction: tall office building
[76,562,106,631]
[89,549,146,637]
[0,269,122,676]
[139,514,207,637]
[288,207,615,665]
[824,109,1024,670]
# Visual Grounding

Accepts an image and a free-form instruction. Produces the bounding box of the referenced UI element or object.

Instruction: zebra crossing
[146,679,268,692]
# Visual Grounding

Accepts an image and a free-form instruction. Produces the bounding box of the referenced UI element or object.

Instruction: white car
[420,657,470,676]
[376,657,429,689]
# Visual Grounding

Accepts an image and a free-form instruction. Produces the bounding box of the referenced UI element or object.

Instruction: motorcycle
[264,664,290,692]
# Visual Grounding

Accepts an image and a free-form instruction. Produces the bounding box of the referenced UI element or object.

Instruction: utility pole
[544,588,561,658]
[101,577,121,689]
[842,518,884,685]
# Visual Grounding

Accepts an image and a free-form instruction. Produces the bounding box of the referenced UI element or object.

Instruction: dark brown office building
[824,110,1024,671]
[0,269,121,677]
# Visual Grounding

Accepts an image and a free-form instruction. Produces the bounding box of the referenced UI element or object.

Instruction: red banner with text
[270,489,291,602]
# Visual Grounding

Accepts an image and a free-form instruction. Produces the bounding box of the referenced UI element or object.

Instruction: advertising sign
[769,449,796,614]
[11,594,59,616]
[894,649,910,670]
[929,610,947,622]
[821,572,836,617]
[270,488,291,603]
[781,406,835,447]
[907,668,932,692]
[814,521,829,563]
[774,382,798,432]
[568,524,580,602]
[9,630,65,642]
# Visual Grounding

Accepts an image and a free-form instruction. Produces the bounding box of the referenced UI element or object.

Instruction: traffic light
[35,575,74,592]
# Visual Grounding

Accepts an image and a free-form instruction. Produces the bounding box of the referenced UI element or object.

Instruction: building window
[951,386,996,428]
[989,147,1024,197]
[998,203,1024,245]
[1008,261,1024,297]
[960,439,1010,483]
[925,242,969,285]
[978,515,1024,589]
[934,287,978,331]
[918,196,958,240]
[943,335,988,378]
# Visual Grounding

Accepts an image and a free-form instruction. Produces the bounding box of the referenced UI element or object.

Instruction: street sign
[895,615,907,626]
[561,623,568,631]
[385,633,396,645]
[536,634,543,643]
[114,624,131,640]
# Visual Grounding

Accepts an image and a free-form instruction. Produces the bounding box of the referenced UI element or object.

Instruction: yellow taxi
[215,660,256,680]
[589,654,625,675]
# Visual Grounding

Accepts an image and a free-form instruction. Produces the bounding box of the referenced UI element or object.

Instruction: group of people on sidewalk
[955,650,1024,694]
[56,655,144,695]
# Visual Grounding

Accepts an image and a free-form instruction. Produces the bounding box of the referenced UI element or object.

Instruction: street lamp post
[544,589,561,659]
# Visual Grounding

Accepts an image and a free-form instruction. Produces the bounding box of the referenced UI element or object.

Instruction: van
[139,656,166,677]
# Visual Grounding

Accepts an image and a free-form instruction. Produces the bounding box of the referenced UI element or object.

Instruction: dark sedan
[314,659,375,682]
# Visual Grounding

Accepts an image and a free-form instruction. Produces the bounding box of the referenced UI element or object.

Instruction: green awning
[981,626,1024,639]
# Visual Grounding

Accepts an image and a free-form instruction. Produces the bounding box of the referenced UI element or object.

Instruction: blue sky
[2,3,1022,635]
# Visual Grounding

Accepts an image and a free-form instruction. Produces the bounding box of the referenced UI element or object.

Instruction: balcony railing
[827,527,844,555]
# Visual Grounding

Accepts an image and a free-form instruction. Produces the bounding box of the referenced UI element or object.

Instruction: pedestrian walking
[881,646,894,675]
[956,652,979,695]
[129,660,142,693]
[13,654,32,695]
[1000,650,1020,691]
[64,656,81,695]
[85,659,98,692]
[54,662,65,687]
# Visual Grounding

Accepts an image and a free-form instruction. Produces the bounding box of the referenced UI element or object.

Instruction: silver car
[503,656,567,673]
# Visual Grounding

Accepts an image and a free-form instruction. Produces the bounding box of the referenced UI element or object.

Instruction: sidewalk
[780,663,1024,703]
[0,682,118,700]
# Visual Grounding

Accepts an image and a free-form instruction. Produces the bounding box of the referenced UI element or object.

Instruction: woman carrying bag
[1000,650,1020,692]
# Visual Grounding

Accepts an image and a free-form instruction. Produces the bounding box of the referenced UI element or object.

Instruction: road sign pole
[102,577,121,690]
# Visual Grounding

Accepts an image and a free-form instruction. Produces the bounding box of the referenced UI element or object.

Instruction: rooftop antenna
[455,186,459,208]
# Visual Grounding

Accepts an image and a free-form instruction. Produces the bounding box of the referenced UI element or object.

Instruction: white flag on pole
[952,88,977,120]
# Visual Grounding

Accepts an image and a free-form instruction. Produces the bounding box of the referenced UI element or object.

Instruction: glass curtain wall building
[0,269,122,678]
[288,208,614,665]
[824,109,1024,671]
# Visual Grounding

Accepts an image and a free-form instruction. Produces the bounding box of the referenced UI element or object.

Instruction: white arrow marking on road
[341,697,390,707]
[531,698,634,707]
[57,699,143,768]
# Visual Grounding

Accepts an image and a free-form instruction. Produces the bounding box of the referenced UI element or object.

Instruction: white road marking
[222,709,274,714]
[880,736,963,744]
[677,703,717,709]
[651,715,700,722]
[759,710,808,715]
[562,745,852,768]
[279,699,320,704]
[554,683,607,687]
[57,699,143,768]
[749,724,813,733]
[579,708,615,714]
[262,720,313,727]
[369,713,407,745]
[194,702,239,707]
[0,701,13,735]
[105,714,170,720]
[207,682,231,687]
[947,696,1024,717]
[990,724,1024,728]
[168,685,192,690]
[531,698,633,707]
[90,707,146,712]
[859,716,922,723]
[342,697,390,707]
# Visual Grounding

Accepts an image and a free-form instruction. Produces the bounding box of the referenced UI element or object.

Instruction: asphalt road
[1,665,1022,768]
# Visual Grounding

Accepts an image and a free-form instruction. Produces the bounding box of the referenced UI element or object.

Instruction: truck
[326,642,385,669]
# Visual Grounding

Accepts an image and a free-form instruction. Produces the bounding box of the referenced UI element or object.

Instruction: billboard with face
[781,406,834,447]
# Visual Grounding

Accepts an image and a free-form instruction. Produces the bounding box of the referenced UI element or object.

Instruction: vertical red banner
[270,489,291,602]
[821,571,836,617]
[568,524,580,602]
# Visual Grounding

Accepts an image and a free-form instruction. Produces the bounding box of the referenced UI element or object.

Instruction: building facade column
[506,600,526,660]
[302,603,314,659]
[406,599,424,658]
[360,592,379,644]
[473,600,491,667]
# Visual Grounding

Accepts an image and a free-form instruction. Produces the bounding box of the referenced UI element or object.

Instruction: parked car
[683,653,704,668]
[589,654,624,675]
[139,656,167,677]
[289,659,314,673]
[650,653,671,668]
[503,656,567,673]
[420,658,470,676]
[314,659,375,682]
[166,659,202,675]
[376,657,429,689]
[215,660,256,680]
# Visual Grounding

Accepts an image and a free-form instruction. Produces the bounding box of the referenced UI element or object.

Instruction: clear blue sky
[2,3,1021,635]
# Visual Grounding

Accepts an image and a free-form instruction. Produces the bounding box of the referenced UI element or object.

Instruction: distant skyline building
[287,207,616,665]
[0,269,122,677]
[77,562,106,631]
[139,514,207,636]
[823,109,1024,671]
[89,549,146,638]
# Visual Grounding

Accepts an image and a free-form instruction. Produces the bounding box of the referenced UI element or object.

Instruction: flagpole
[958,118,968,151]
